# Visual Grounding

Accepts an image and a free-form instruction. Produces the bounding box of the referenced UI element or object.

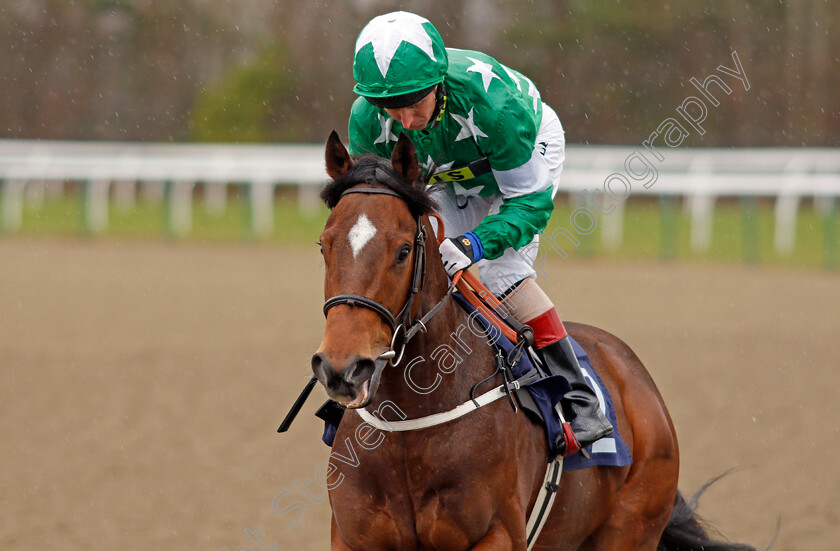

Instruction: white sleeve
[491,148,553,199]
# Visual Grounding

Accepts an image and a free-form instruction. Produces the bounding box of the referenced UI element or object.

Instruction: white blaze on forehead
[348,213,377,259]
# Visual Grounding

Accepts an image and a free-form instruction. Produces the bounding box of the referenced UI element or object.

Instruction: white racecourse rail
[0,140,838,255]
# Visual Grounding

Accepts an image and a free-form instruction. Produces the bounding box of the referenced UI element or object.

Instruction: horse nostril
[312,353,375,398]
[345,357,376,386]
[311,352,333,385]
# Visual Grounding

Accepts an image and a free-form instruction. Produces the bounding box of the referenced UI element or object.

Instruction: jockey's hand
[439,232,483,277]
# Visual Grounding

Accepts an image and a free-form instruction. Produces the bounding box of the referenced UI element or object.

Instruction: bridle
[322,186,454,406]
[320,185,541,425]
[277,155,531,434]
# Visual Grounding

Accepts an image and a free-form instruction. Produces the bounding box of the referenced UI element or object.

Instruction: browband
[340,187,403,199]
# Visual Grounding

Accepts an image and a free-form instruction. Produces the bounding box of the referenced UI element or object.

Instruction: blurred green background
[1,0,837,268]
[2,0,837,146]
[13,193,837,269]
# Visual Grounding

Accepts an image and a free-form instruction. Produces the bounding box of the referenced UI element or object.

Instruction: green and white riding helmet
[353,11,448,109]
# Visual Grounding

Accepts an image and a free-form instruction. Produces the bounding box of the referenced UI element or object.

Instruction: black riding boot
[538,337,614,457]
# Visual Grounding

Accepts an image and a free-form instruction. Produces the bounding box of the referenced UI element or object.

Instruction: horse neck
[370,225,497,419]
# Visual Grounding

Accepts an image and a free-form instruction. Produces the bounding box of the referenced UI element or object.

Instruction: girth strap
[526,458,563,549]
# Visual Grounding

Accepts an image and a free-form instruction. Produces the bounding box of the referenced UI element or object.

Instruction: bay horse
[311,130,754,551]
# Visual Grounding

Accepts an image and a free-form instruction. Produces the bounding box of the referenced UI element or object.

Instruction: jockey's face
[384,87,438,131]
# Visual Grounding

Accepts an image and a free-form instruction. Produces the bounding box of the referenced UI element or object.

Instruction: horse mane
[320,155,439,218]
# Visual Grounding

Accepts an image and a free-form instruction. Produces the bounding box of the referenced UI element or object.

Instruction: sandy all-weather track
[1,238,838,550]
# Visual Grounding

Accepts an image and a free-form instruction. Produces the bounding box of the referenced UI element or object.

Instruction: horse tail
[658,472,757,551]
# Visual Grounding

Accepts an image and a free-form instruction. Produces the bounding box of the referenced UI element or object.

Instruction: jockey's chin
[404,120,429,131]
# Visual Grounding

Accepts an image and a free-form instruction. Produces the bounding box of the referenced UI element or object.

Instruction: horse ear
[390,133,421,182]
[325,130,353,180]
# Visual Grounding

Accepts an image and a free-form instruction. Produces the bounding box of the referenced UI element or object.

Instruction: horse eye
[317,241,324,255]
[397,245,411,264]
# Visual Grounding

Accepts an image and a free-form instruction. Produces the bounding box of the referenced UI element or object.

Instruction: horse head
[312,131,441,408]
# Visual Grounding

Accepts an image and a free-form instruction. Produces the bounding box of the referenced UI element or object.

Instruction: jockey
[348,11,612,455]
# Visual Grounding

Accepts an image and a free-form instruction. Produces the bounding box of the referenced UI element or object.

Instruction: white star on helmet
[355,11,437,79]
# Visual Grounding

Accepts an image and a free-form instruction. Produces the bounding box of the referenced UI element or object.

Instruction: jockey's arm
[473,152,554,259]
[472,179,554,260]
[470,96,556,261]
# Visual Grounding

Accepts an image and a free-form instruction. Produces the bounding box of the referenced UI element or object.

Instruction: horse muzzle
[311,352,389,409]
